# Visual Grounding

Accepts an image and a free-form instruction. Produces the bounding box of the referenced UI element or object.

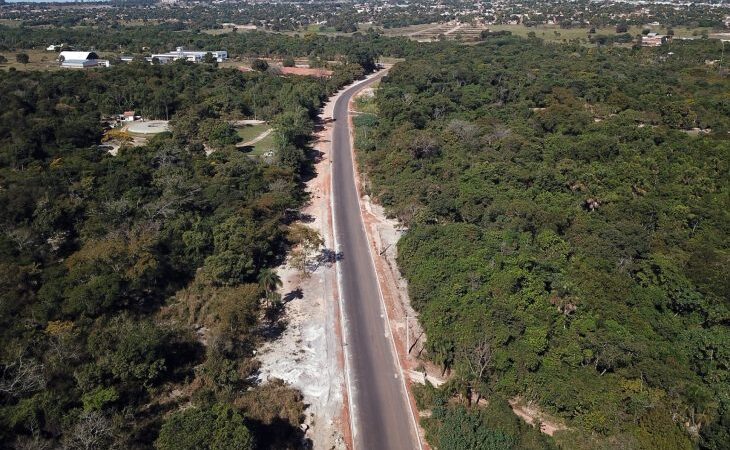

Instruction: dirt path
[444,23,464,35]
[509,399,567,436]
[407,23,445,37]
[229,119,266,126]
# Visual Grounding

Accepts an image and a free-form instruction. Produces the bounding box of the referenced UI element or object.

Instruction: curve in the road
[330,72,422,450]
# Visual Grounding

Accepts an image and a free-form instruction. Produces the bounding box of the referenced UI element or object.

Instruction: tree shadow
[316,248,343,267]
[246,417,313,450]
[282,209,315,225]
[283,287,304,303]
[259,313,289,341]
[259,287,304,341]
[300,148,324,182]
[305,248,343,273]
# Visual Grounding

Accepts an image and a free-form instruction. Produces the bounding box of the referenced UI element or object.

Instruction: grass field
[0,49,64,71]
[235,123,275,156]
[236,123,270,143]
[202,28,236,36]
[0,19,22,27]
[382,22,714,44]
[0,47,122,72]
[249,132,276,156]
[487,24,713,43]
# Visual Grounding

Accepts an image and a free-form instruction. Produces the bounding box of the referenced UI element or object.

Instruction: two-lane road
[331,72,421,450]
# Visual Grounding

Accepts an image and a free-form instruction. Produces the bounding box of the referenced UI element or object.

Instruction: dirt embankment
[256,83,354,450]
[256,73,387,449]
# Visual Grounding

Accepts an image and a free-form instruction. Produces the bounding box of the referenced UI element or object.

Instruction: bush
[155,404,253,450]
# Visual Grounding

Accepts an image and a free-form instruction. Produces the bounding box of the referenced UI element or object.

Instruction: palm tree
[258,269,282,307]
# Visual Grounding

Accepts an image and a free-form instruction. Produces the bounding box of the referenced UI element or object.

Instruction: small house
[121,111,137,122]
[641,33,669,47]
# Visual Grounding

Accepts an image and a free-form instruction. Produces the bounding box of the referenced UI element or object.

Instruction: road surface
[331,72,421,450]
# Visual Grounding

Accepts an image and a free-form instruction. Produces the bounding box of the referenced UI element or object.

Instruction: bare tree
[457,337,493,405]
[463,338,492,382]
[2,226,34,251]
[0,356,46,398]
[63,412,114,450]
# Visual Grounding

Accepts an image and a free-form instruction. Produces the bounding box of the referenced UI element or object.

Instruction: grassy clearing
[382,22,713,45]
[0,48,118,72]
[487,24,711,43]
[0,49,64,71]
[202,28,235,35]
[382,23,441,37]
[354,95,378,115]
[236,123,270,143]
[249,131,276,156]
[0,19,22,27]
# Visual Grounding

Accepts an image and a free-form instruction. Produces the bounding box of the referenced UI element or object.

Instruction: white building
[59,51,110,69]
[641,33,668,47]
[120,111,137,122]
[150,47,228,64]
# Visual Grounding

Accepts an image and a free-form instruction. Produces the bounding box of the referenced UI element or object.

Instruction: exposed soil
[256,81,365,450]
[509,398,568,436]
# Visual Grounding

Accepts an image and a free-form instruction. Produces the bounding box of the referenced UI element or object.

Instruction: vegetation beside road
[358,36,729,450]
[0,55,372,448]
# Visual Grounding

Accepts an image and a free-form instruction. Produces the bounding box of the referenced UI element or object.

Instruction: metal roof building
[59,51,110,69]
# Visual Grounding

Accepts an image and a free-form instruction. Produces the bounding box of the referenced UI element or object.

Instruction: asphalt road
[331,72,421,450]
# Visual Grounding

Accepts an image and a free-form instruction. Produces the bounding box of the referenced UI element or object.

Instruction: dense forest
[356,37,729,449]
[0,59,368,448]
[0,25,418,61]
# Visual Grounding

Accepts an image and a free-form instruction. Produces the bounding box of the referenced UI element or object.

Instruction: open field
[234,123,276,156]
[236,123,270,142]
[0,48,64,71]
[0,19,22,27]
[202,27,239,35]
[383,21,487,42]
[487,24,714,43]
[383,22,716,44]
[248,131,275,155]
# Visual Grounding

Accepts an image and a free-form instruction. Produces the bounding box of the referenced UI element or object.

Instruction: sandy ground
[125,120,170,134]
[509,399,567,436]
[104,135,156,156]
[230,119,266,126]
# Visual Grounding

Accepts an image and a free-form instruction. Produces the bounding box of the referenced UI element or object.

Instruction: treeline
[0,25,421,60]
[356,36,729,449]
[0,59,368,448]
